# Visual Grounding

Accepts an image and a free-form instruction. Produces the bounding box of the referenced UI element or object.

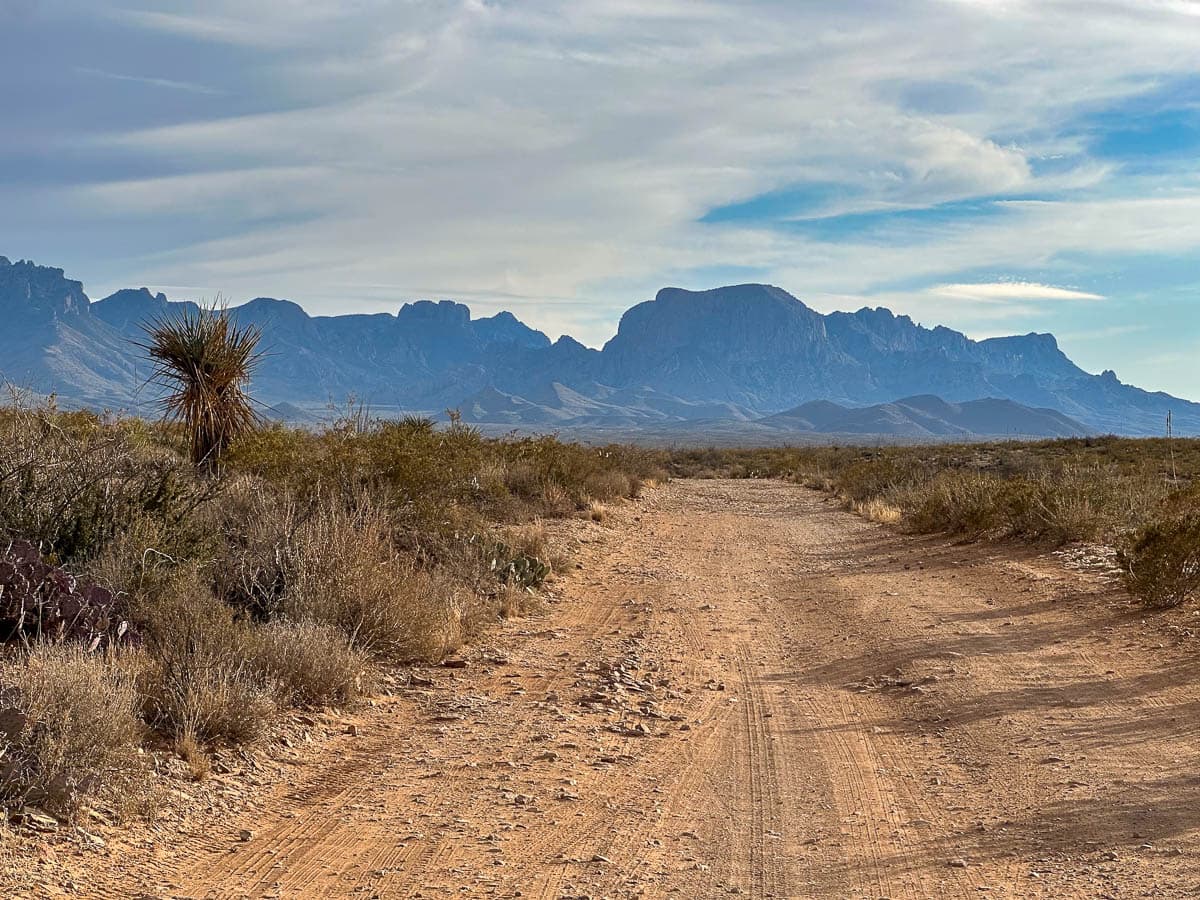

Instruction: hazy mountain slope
[596,285,1194,434]
[3,256,1197,436]
[762,396,1089,438]
[0,258,143,407]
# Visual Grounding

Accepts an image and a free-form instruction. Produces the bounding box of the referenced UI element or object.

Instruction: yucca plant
[141,304,262,475]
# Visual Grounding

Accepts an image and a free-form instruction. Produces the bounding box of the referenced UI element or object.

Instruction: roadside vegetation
[667,438,1200,608]
[0,308,664,823]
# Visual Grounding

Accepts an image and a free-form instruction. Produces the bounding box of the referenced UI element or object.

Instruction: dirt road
[51,480,1200,897]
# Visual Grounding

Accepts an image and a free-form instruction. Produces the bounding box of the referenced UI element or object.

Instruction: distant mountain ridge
[762,396,1087,438]
[0,255,1193,437]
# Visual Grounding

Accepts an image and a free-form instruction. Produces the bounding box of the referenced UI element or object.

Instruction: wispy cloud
[74,66,221,95]
[930,282,1105,303]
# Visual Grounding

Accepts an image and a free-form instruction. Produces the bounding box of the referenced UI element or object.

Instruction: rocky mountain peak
[397,299,472,327]
[0,257,90,317]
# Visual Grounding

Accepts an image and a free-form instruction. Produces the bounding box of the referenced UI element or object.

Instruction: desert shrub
[280,503,462,660]
[367,419,490,520]
[539,481,576,516]
[211,480,304,620]
[0,644,147,819]
[496,437,663,512]
[903,471,1014,537]
[0,406,212,565]
[250,622,369,708]
[83,511,190,608]
[137,580,276,744]
[835,456,926,504]
[1119,494,1200,607]
[584,470,632,502]
[501,460,543,504]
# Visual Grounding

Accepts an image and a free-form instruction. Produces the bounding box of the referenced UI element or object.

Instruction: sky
[2,1,1200,397]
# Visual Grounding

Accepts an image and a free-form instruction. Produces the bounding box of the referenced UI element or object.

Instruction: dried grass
[0,645,148,819]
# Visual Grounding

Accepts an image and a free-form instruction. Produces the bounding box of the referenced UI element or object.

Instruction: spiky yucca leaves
[142,306,262,474]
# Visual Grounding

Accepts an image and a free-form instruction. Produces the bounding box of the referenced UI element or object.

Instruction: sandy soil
[12,478,1200,898]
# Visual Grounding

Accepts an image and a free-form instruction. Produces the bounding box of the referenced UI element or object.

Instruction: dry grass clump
[152,660,277,747]
[584,470,633,502]
[280,503,463,661]
[136,578,276,745]
[1119,493,1200,608]
[175,731,211,782]
[505,521,549,561]
[539,481,576,517]
[251,622,370,708]
[497,583,541,619]
[0,644,148,820]
[853,497,902,524]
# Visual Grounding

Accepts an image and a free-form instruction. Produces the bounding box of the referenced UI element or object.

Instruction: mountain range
[1,254,1194,438]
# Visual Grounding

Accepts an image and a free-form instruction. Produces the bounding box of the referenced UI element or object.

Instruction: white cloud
[930,282,1105,302]
[9,0,1200,356]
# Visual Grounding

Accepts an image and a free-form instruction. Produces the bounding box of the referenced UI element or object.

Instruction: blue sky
[2,1,1200,398]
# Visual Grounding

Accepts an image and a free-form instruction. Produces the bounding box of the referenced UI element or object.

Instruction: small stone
[75,827,105,848]
[442,657,469,669]
[948,858,968,868]
[21,808,59,833]
[238,829,254,842]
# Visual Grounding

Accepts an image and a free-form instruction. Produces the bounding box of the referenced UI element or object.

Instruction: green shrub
[0,406,212,565]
